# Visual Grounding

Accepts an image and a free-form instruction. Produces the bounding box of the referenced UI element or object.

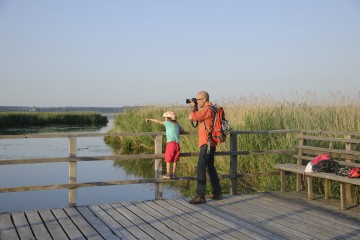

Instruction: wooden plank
[64,207,103,240]
[175,199,271,240]
[25,210,52,240]
[275,164,360,186]
[151,200,222,240]
[136,201,202,240]
[11,211,35,240]
[244,194,340,239]
[300,130,360,137]
[89,205,131,239]
[76,206,120,240]
[298,135,360,144]
[0,131,167,139]
[299,146,360,157]
[253,193,360,237]
[120,201,182,240]
[182,199,279,240]
[38,209,68,240]
[142,201,206,240]
[0,212,19,240]
[112,201,168,240]
[52,208,85,240]
[207,195,312,239]
[164,199,240,240]
[100,203,149,240]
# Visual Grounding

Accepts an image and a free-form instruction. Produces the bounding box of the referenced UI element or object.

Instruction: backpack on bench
[305,154,338,173]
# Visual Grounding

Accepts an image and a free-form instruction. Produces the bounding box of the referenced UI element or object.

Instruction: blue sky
[1,0,359,107]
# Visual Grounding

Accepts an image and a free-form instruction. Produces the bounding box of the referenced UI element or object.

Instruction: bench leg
[324,179,330,199]
[296,173,301,192]
[307,176,313,201]
[340,183,346,210]
[280,170,285,193]
[346,184,355,205]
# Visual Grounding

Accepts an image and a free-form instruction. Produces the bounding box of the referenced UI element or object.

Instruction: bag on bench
[336,166,354,177]
[305,154,337,173]
[302,154,338,185]
[348,167,360,178]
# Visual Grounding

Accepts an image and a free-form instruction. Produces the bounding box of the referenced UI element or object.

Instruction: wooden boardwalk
[1,192,360,240]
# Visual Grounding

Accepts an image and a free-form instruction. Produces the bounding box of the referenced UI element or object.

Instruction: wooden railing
[0,130,299,207]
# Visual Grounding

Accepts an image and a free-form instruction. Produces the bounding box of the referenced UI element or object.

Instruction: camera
[186,98,197,104]
[186,98,199,128]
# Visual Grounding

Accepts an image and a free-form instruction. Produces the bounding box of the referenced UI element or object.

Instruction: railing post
[68,137,77,207]
[345,134,355,205]
[230,132,238,195]
[154,134,163,200]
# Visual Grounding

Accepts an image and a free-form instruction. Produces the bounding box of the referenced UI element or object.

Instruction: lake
[0,114,182,212]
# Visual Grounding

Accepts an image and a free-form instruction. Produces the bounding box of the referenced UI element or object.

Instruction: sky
[0,0,360,107]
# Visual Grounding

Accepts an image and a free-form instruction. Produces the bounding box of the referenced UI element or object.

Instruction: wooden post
[68,137,77,207]
[296,131,305,192]
[154,135,163,200]
[280,170,285,193]
[340,182,346,210]
[345,134,355,205]
[307,176,313,201]
[229,132,238,195]
[324,179,330,199]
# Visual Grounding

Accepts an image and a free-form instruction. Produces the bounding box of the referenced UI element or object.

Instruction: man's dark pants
[196,145,222,197]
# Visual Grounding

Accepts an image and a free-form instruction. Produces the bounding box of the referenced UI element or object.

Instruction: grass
[0,112,108,128]
[105,93,360,198]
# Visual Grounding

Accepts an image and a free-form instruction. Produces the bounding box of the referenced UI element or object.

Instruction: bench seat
[275,163,360,210]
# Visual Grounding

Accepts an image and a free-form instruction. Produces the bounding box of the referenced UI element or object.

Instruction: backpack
[302,154,337,185]
[305,154,337,173]
[208,105,231,144]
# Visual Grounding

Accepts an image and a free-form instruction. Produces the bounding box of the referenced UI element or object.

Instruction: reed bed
[0,112,108,128]
[106,94,360,197]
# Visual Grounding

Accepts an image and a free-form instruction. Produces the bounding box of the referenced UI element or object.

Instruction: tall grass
[0,112,108,128]
[106,94,360,197]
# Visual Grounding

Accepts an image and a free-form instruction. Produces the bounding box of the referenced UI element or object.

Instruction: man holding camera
[187,91,222,204]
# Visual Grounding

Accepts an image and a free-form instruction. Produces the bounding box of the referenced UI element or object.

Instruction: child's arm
[145,118,164,125]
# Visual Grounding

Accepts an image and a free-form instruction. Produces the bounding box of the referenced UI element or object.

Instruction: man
[187,91,222,204]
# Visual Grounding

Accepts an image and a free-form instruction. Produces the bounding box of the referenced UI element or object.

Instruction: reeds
[0,112,108,128]
[107,93,360,197]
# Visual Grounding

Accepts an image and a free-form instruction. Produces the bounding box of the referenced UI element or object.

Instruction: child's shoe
[163,173,171,179]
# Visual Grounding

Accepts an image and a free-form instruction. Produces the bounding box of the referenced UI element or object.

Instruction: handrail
[0,129,299,207]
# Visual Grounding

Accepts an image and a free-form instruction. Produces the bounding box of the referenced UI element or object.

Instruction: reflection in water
[0,114,182,212]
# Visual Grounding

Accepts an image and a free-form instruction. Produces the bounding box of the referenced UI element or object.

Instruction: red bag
[311,154,331,165]
[348,167,360,178]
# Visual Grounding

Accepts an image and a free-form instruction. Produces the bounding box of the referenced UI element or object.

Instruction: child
[145,111,184,179]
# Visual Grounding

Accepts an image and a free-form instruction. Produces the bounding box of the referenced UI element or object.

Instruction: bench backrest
[294,130,360,168]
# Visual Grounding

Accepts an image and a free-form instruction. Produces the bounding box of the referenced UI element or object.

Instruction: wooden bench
[274,130,360,210]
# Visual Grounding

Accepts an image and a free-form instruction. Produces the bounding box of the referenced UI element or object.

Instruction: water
[0,114,182,212]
